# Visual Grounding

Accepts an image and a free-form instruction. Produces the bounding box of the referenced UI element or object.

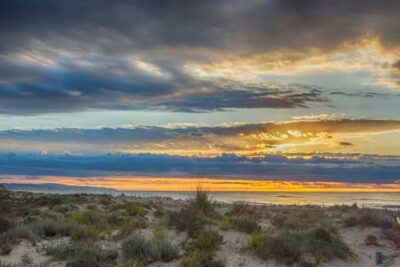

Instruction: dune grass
[122,235,178,265]
[249,227,351,266]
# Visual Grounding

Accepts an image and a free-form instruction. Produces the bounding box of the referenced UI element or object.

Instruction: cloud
[0,119,399,155]
[2,1,400,54]
[0,152,399,184]
[1,1,400,114]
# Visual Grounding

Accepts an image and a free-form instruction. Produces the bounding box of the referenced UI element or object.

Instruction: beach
[1,187,399,267]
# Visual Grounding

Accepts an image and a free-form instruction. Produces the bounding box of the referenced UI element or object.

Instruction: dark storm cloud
[1,0,400,53]
[0,0,399,114]
[0,62,326,114]
[0,152,399,183]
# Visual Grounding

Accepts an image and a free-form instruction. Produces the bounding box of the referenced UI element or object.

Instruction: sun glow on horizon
[3,176,400,193]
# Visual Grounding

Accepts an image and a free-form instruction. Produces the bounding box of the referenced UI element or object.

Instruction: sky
[0,0,400,191]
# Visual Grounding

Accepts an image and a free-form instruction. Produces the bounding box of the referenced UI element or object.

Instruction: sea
[121,191,400,210]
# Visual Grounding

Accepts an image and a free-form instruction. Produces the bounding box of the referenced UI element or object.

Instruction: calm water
[123,191,400,210]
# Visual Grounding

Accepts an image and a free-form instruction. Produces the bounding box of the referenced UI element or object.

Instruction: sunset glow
[3,176,400,192]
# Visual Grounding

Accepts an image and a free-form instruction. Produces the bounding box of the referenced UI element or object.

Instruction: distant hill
[1,183,119,194]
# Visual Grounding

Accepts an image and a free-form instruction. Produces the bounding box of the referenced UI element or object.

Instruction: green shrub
[29,219,73,238]
[68,210,108,230]
[190,187,214,216]
[180,250,225,267]
[46,243,118,267]
[0,262,18,267]
[70,225,99,241]
[122,260,143,267]
[122,236,177,264]
[1,225,37,243]
[232,217,261,234]
[187,229,223,252]
[249,232,301,266]
[218,218,233,231]
[154,206,166,217]
[227,202,259,218]
[153,227,166,240]
[21,253,33,266]
[115,217,146,239]
[168,208,207,236]
[109,203,145,216]
[249,227,351,265]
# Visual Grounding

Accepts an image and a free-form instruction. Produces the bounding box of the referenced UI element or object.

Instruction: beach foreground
[0,187,399,267]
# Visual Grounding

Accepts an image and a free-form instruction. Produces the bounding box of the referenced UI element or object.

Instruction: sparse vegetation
[46,243,118,267]
[249,227,351,266]
[122,236,178,264]
[190,186,215,216]
[168,207,208,236]
[180,250,225,267]
[0,187,396,267]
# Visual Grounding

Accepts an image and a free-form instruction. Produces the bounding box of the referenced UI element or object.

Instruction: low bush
[344,210,392,228]
[186,228,223,252]
[249,227,352,265]
[232,217,261,234]
[190,187,214,216]
[68,210,108,230]
[109,203,145,217]
[168,208,207,236]
[46,243,118,267]
[249,232,301,266]
[218,218,233,231]
[70,225,99,241]
[153,227,166,240]
[122,236,177,264]
[180,250,225,267]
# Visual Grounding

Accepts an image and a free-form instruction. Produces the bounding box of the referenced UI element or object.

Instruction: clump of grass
[68,210,108,230]
[122,260,142,267]
[185,228,223,252]
[249,227,351,265]
[0,262,18,267]
[226,202,260,218]
[232,217,261,234]
[271,208,326,230]
[343,209,392,228]
[1,218,75,245]
[122,236,178,265]
[46,243,118,267]
[180,250,225,267]
[153,227,166,240]
[218,218,233,231]
[249,232,301,266]
[181,228,225,267]
[190,186,214,216]
[168,207,207,236]
[29,218,74,238]
[70,225,99,241]
[115,217,147,239]
[21,253,33,266]
[1,225,37,243]
[109,203,146,217]
[154,206,166,218]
